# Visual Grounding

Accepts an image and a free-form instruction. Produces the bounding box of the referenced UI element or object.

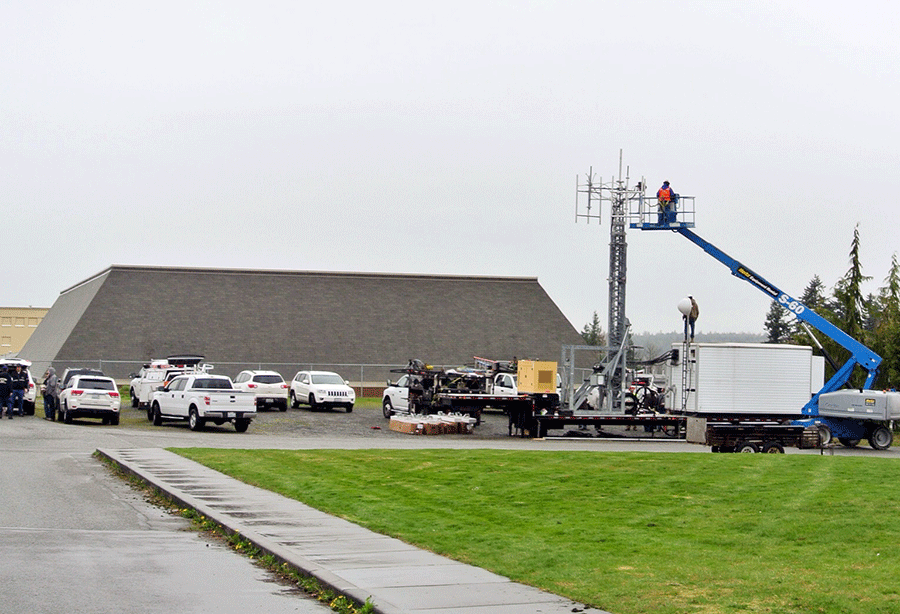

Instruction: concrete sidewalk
[99,448,606,614]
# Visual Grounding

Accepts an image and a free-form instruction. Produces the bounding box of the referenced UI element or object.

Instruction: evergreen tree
[832,224,871,343]
[581,311,605,346]
[829,225,873,388]
[872,253,900,388]
[764,301,790,343]
[791,275,832,347]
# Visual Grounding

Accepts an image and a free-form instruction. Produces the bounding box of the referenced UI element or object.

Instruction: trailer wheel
[762,441,785,454]
[735,441,759,453]
[867,425,892,450]
[838,437,861,448]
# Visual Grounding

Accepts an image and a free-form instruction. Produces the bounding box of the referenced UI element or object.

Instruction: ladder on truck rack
[680,340,695,412]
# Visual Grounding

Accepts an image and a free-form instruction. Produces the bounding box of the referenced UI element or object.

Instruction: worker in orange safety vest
[656,180,678,224]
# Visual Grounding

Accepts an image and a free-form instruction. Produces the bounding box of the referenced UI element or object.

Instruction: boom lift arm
[672,227,881,415]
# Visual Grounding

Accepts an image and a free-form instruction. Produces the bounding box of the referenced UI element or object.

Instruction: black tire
[234,419,250,433]
[130,389,138,408]
[868,425,892,450]
[308,393,316,411]
[110,414,120,426]
[152,403,163,427]
[838,437,861,448]
[147,406,154,421]
[382,398,394,419]
[346,404,353,413]
[279,400,288,412]
[710,446,721,453]
[62,402,72,424]
[188,406,205,431]
[102,417,110,425]
[622,392,638,416]
[736,441,759,453]
[762,441,785,454]
[290,391,300,409]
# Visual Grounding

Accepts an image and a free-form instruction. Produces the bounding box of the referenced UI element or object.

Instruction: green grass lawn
[171,448,900,614]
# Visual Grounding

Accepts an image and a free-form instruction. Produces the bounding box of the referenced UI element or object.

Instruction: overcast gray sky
[3,1,898,335]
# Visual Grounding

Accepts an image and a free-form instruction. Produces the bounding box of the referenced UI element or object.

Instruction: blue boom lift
[630,193,898,450]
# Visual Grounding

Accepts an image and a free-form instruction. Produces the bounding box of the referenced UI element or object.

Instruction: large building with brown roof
[21,266,584,383]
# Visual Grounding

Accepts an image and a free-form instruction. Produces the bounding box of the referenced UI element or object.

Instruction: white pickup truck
[129,355,210,410]
[149,373,256,432]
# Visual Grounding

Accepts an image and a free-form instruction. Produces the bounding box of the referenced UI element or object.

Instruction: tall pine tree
[764,300,790,343]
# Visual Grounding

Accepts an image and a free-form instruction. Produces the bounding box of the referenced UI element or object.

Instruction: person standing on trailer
[684,296,699,342]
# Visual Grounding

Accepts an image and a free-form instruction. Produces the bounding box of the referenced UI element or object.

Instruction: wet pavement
[99,447,608,614]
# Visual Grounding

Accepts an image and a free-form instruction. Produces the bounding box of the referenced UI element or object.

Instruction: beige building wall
[1,307,49,356]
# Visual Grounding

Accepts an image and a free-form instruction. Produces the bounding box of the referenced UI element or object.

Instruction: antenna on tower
[571,150,647,414]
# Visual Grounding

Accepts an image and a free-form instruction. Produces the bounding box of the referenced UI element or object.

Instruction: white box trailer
[669,343,825,416]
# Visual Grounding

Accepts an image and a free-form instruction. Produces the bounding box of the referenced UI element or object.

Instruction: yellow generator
[516,360,558,395]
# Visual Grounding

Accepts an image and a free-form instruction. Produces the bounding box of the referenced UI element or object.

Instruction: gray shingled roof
[22,266,583,379]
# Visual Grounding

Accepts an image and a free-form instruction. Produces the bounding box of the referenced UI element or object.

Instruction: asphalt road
[0,414,335,614]
[2,403,894,613]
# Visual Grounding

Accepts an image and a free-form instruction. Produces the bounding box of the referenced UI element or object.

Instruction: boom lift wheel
[867,425,893,450]
[816,424,833,446]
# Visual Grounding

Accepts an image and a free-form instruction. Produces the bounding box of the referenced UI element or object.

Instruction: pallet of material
[389,414,476,435]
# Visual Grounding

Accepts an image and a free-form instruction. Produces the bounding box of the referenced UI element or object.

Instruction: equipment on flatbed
[386,358,559,428]
[631,192,899,450]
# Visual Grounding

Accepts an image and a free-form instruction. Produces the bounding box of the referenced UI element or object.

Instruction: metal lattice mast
[607,168,628,390]
[575,152,644,409]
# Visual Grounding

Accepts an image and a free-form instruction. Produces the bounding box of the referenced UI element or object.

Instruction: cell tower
[575,152,645,409]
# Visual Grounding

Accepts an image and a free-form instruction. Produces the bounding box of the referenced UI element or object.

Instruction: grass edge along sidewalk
[95,450,376,614]
[172,448,900,614]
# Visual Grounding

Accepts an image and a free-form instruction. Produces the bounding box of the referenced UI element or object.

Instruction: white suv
[58,374,121,425]
[290,371,355,412]
[234,370,289,411]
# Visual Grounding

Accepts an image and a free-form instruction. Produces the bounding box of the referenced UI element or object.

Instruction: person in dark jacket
[43,367,58,421]
[8,364,28,417]
[0,367,11,419]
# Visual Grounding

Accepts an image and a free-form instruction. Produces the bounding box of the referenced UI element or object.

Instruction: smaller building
[0,307,49,356]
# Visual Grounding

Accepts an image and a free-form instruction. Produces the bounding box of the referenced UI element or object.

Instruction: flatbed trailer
[528,411,685,439]
[686,416,821,453]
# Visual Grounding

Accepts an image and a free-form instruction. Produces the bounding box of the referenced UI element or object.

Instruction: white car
[233,370,289,411]
[58,374,121,425]
[290,370,355,412]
